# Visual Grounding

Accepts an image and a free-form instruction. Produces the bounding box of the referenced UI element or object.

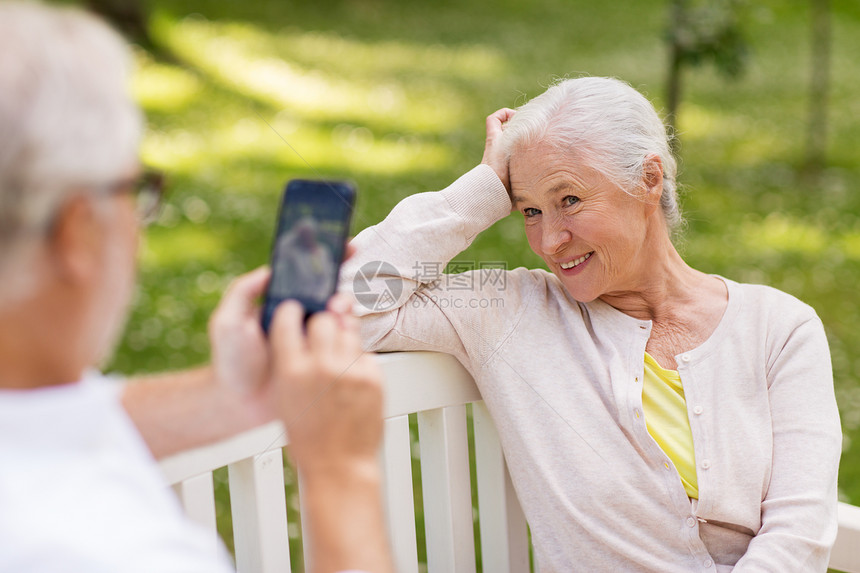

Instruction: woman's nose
[541,216,572,254]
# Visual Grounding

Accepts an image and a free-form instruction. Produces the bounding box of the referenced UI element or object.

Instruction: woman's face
[509,143,656,303]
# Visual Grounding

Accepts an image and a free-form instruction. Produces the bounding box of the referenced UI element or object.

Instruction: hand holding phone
[261,179,356,333]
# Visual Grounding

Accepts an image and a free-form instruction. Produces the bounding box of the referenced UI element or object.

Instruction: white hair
[0,2,142,304]
[501,77,681,233]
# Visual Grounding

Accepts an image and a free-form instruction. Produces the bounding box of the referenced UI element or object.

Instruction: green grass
[66,0,860,566]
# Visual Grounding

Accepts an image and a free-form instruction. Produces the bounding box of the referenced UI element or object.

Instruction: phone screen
[261,179,355,333]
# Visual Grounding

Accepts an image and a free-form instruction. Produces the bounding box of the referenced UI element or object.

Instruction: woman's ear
[642,154,664,203]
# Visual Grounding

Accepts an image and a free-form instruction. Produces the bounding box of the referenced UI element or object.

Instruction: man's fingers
[339,313,362,353]
[307,310,364,373]
[306,311,339,357]
[327,292,354,316]
[219,267,271,317]
[344,241,357,261]
[270,300,306,357]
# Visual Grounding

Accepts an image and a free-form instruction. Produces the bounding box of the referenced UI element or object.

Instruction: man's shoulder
[0,529,233,573]
[0,542,116,573]
[0,449,234,573]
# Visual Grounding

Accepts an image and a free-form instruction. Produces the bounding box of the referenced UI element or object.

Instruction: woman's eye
[564,195,580,206]
[523,207,541,218]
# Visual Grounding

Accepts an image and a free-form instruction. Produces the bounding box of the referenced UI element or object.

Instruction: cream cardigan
[341,165,842,572]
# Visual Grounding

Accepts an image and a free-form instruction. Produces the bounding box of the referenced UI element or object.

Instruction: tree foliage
[804,0,831,176]
[665,0,748,135]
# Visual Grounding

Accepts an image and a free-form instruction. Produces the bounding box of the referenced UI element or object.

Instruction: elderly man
[0,3,391,573]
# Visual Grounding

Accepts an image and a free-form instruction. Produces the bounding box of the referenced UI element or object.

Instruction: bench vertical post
[172,471,218,534]
[417,404,477,573]
[472,402,530,573]
[831,502,860,573]
[298,475,313,573]
[382,415,420,573]
[228,449,291,573]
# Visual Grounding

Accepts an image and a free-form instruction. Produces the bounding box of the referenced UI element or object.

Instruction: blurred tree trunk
[666,0,686,138]
[664,0,746,154]
[804,0,831,176]
[87,0,151,45]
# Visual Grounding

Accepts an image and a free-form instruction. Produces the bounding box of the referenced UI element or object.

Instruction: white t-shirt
[0,372,235,573]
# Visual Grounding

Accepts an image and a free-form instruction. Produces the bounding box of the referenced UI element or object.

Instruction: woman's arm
[340,164,513,356]
[733,315,842,571]
[340,109,522,359]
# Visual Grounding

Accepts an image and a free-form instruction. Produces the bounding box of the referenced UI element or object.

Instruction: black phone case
[261,179,356,334]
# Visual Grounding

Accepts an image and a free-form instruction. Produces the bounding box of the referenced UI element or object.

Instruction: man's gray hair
[501,77,681,233]
[0,2,142,303]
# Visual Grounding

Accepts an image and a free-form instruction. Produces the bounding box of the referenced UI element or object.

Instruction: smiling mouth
[559,252,593,270]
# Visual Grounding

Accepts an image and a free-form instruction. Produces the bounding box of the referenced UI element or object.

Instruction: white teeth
[560,252,592,270]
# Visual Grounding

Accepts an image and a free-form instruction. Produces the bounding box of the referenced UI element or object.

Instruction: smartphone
[261,179,356,334]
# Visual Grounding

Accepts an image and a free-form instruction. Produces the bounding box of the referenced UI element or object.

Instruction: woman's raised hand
[481,107,516,193]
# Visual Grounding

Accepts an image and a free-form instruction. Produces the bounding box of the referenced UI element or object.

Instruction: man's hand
[123,270,367,460]
[481,107,516,193]
[269,296,383,475]
[209,266,271,393]
[268,297,392,573]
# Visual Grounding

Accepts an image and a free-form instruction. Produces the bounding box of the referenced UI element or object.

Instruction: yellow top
[642,352,698,499]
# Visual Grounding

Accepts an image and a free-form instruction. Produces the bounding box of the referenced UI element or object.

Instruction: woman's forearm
[341,165,511,317]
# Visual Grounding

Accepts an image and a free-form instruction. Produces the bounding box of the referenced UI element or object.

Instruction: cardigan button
[686,516,696,527]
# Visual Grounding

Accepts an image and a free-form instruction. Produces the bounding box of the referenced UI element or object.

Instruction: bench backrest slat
[382,414,420,573]
[417,404,477,573]
[172,471,218,534]
[473,401,530,573]
[832,502,860,573]
[228,450,291,573]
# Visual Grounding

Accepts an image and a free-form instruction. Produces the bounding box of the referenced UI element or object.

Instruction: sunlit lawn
[74,0,860,566]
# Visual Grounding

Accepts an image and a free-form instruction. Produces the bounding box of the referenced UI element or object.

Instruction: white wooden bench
[159,351,860,573]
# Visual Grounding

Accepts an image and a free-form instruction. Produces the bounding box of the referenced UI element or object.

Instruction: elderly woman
[342,77,842,571]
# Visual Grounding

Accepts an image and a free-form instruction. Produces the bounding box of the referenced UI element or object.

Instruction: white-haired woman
[342,77,842,571]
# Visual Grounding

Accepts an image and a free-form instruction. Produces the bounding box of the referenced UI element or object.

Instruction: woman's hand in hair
[481,107,516,194]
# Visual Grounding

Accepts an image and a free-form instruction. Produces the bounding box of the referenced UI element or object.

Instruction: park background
[60,0,860,567]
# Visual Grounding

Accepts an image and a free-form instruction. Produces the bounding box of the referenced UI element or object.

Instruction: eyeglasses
[19,170,167,240]
[103,170,166,226]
